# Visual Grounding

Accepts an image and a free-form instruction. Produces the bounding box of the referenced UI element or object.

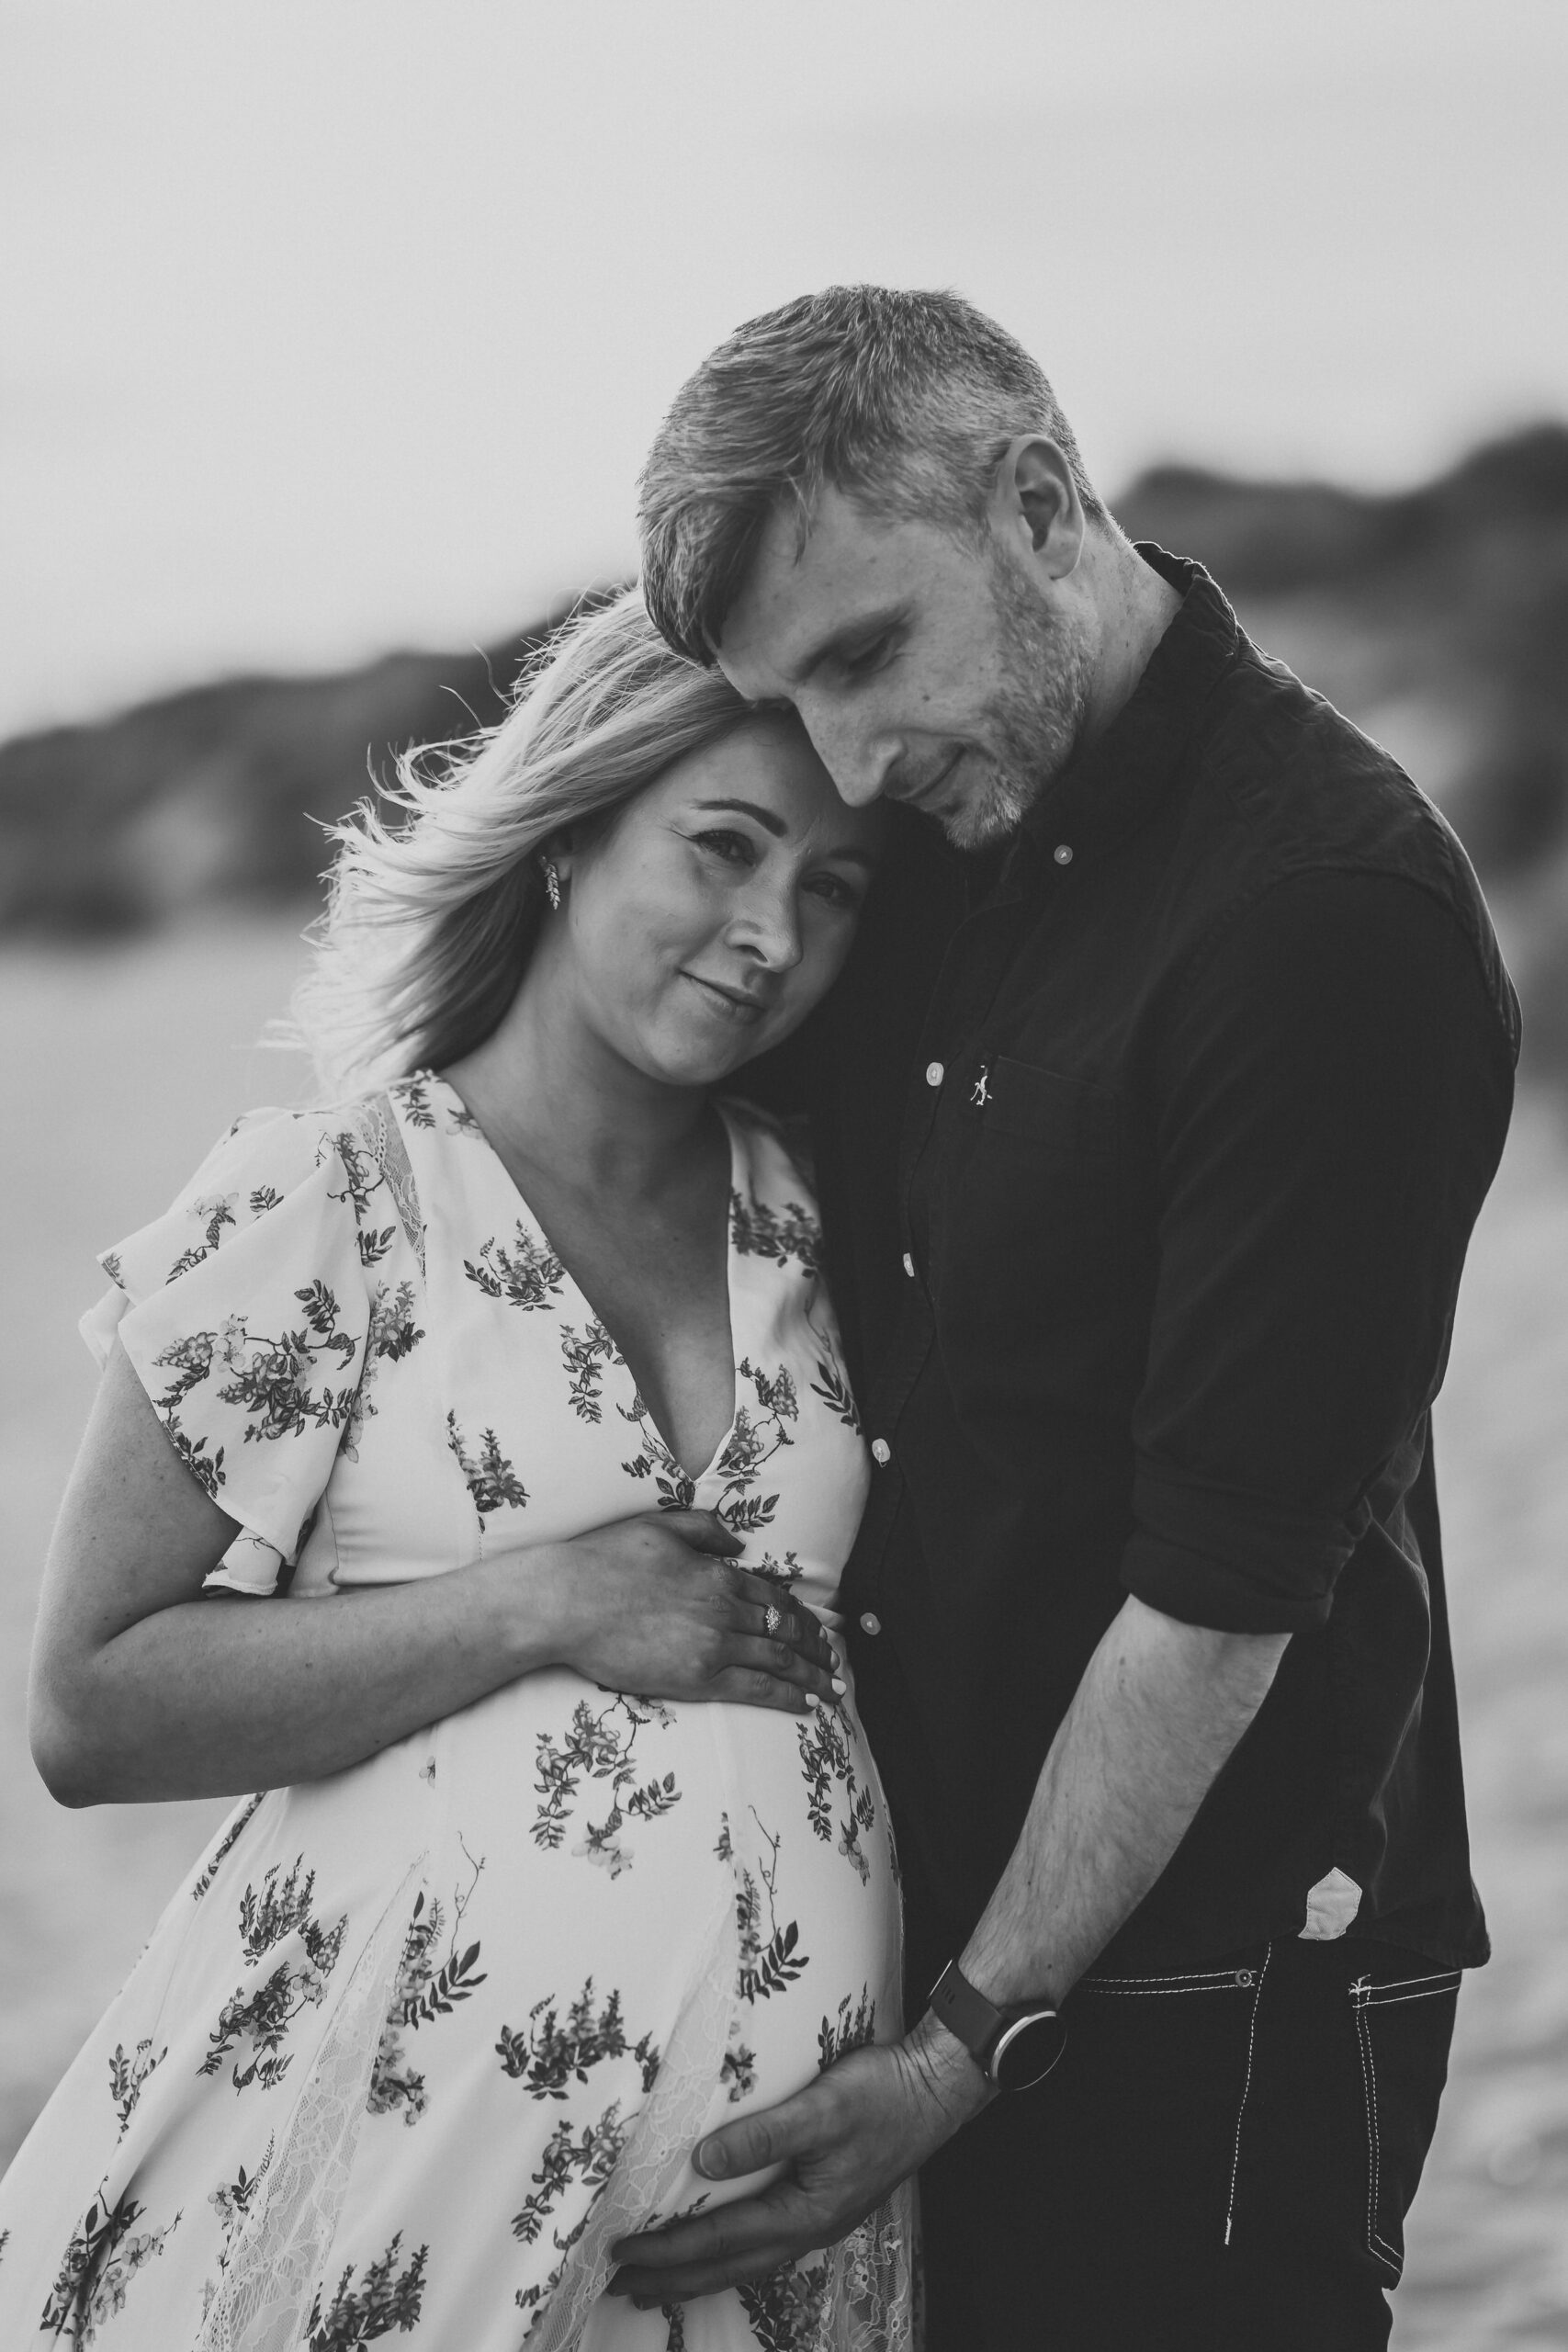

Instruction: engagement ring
[763,1604,784,1637]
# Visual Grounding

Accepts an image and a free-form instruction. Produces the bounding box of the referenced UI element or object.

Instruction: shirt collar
[1008,546,1240,880]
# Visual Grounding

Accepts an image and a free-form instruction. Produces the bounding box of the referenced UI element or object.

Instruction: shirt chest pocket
[974,1056,1119,1154]
[933,1057,1130,1406]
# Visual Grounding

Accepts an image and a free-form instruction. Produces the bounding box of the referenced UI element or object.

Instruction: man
[611,287,1517,2346]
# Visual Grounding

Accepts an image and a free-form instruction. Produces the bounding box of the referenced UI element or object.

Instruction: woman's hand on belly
[535,1509,841,1714]
[30,1351,839,1807]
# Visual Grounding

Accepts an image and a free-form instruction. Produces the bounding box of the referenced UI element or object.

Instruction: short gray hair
[638,284,1108,665]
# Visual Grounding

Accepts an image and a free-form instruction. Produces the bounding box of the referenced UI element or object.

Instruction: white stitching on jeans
[1364,1967,1459,1991]
[1078,1968,1255,1996]
[1223,1943,1270,2247]
[1361,1973,1461,2007]
[1351,1980,1404,2274]
[1078,1982,1248,1997]
[1361,1984,1461,2009]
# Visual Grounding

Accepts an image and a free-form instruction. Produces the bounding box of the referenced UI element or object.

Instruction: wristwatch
[927,1960,1066,2092]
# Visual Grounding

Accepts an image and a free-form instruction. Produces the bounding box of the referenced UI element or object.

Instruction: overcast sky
[3,0,1565,739]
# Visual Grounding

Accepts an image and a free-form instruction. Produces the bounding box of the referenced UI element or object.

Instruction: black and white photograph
[2,4,1566,2345]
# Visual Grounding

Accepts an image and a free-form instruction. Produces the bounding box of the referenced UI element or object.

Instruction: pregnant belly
[255,1666,903,2138]
[391,1665,885,1885]
[53,1663,907,2349]
[406,1668,906,2120]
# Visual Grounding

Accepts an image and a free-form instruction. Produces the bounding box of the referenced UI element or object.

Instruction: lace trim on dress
[525,1877,920,2352]
[192,1854,428,2352]
[525,1874,739,2350]
[342,1092,426,1275]
[818,2176,922,2352]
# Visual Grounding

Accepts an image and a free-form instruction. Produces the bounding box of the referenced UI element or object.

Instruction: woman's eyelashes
[689,826,756,866]
[806,869,863,912]
[684,825,863,914]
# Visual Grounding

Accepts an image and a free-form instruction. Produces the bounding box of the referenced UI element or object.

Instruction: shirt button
[901,1252,915,1277]
[1054,843,1074,865]
[925,1060,944,1087]
[870,1438,891,1466]
[860,1611,882,1636]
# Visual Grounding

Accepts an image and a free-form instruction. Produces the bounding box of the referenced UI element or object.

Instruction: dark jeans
[919,1937,1461,2350]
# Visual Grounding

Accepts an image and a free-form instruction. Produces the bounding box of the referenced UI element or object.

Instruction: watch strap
[928,1959,1008,2069]
[928,1960,1065,2091]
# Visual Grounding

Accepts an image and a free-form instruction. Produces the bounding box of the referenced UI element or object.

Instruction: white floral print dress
[0,1075,913,2352]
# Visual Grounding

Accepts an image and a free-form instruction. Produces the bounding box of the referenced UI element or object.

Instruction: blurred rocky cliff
[0,617,563,934]
[4,426,1565,1066]
[1120,425,1568,1075]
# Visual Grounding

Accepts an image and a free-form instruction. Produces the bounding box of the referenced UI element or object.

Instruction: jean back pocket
[1348,1964,1461,2282]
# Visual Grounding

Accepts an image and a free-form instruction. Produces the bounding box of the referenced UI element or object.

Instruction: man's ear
[991,436,1085,578]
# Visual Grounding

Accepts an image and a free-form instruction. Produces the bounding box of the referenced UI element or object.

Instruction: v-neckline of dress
[419,1069,746,1491]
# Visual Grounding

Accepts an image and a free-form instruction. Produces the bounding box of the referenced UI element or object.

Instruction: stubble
[939,554,1094,852]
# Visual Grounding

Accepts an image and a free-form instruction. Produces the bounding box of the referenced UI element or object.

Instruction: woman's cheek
[800,913,857,1001]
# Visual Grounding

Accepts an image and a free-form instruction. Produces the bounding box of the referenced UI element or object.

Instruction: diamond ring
[763,1604,784,1638]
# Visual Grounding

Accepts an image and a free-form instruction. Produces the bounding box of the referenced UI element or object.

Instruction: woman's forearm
[31,1335,836,1806]
[30,1553,568,1805]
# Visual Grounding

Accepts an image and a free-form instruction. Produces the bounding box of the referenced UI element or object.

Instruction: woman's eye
[808,872,863,912]
[691,829,755,866]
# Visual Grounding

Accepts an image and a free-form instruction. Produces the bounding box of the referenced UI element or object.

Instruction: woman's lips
[682,972,771,1023]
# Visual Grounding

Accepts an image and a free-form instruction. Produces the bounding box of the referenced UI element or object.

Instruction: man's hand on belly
[607,2024,987,2305]
[611,1593,1289,2304]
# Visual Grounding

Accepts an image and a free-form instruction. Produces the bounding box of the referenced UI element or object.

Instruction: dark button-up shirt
[756,549,1518,1976]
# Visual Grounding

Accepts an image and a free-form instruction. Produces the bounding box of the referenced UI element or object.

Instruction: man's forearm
[606,1597,1292,2303]
[943,1595,1289,2022]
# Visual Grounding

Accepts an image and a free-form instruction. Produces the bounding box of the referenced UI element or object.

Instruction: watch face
[991,2009,1066,2093]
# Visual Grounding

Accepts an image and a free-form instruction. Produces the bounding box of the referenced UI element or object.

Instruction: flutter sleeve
[82,1106,378,1597]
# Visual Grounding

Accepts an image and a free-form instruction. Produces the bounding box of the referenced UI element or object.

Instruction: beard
[937,552,1095,851]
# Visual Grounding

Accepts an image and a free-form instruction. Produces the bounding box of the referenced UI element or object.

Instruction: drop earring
[542,858,562,911]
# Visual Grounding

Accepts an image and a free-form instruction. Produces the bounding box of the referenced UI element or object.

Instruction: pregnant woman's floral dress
[0,1075,912,2352]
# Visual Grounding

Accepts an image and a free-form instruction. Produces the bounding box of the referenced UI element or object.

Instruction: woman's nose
[728,883,804,972]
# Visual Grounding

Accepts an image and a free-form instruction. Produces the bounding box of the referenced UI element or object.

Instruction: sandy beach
[1,914,1564,2345]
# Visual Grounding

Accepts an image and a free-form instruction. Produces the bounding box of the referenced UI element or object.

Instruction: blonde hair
[292,588,751,1091]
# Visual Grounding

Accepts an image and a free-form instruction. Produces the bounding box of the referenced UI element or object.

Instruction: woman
[2,592,913,2350]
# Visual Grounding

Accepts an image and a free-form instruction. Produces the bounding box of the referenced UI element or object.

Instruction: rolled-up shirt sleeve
[1122,866,1517,1633]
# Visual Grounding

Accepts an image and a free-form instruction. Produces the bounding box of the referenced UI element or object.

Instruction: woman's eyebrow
[692,797,788,837]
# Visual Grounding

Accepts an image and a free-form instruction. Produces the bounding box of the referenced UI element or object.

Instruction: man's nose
[800,702,903,809]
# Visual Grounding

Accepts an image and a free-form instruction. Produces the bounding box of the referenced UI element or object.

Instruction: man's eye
[840,634,894,678]
[692,829,754,865]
